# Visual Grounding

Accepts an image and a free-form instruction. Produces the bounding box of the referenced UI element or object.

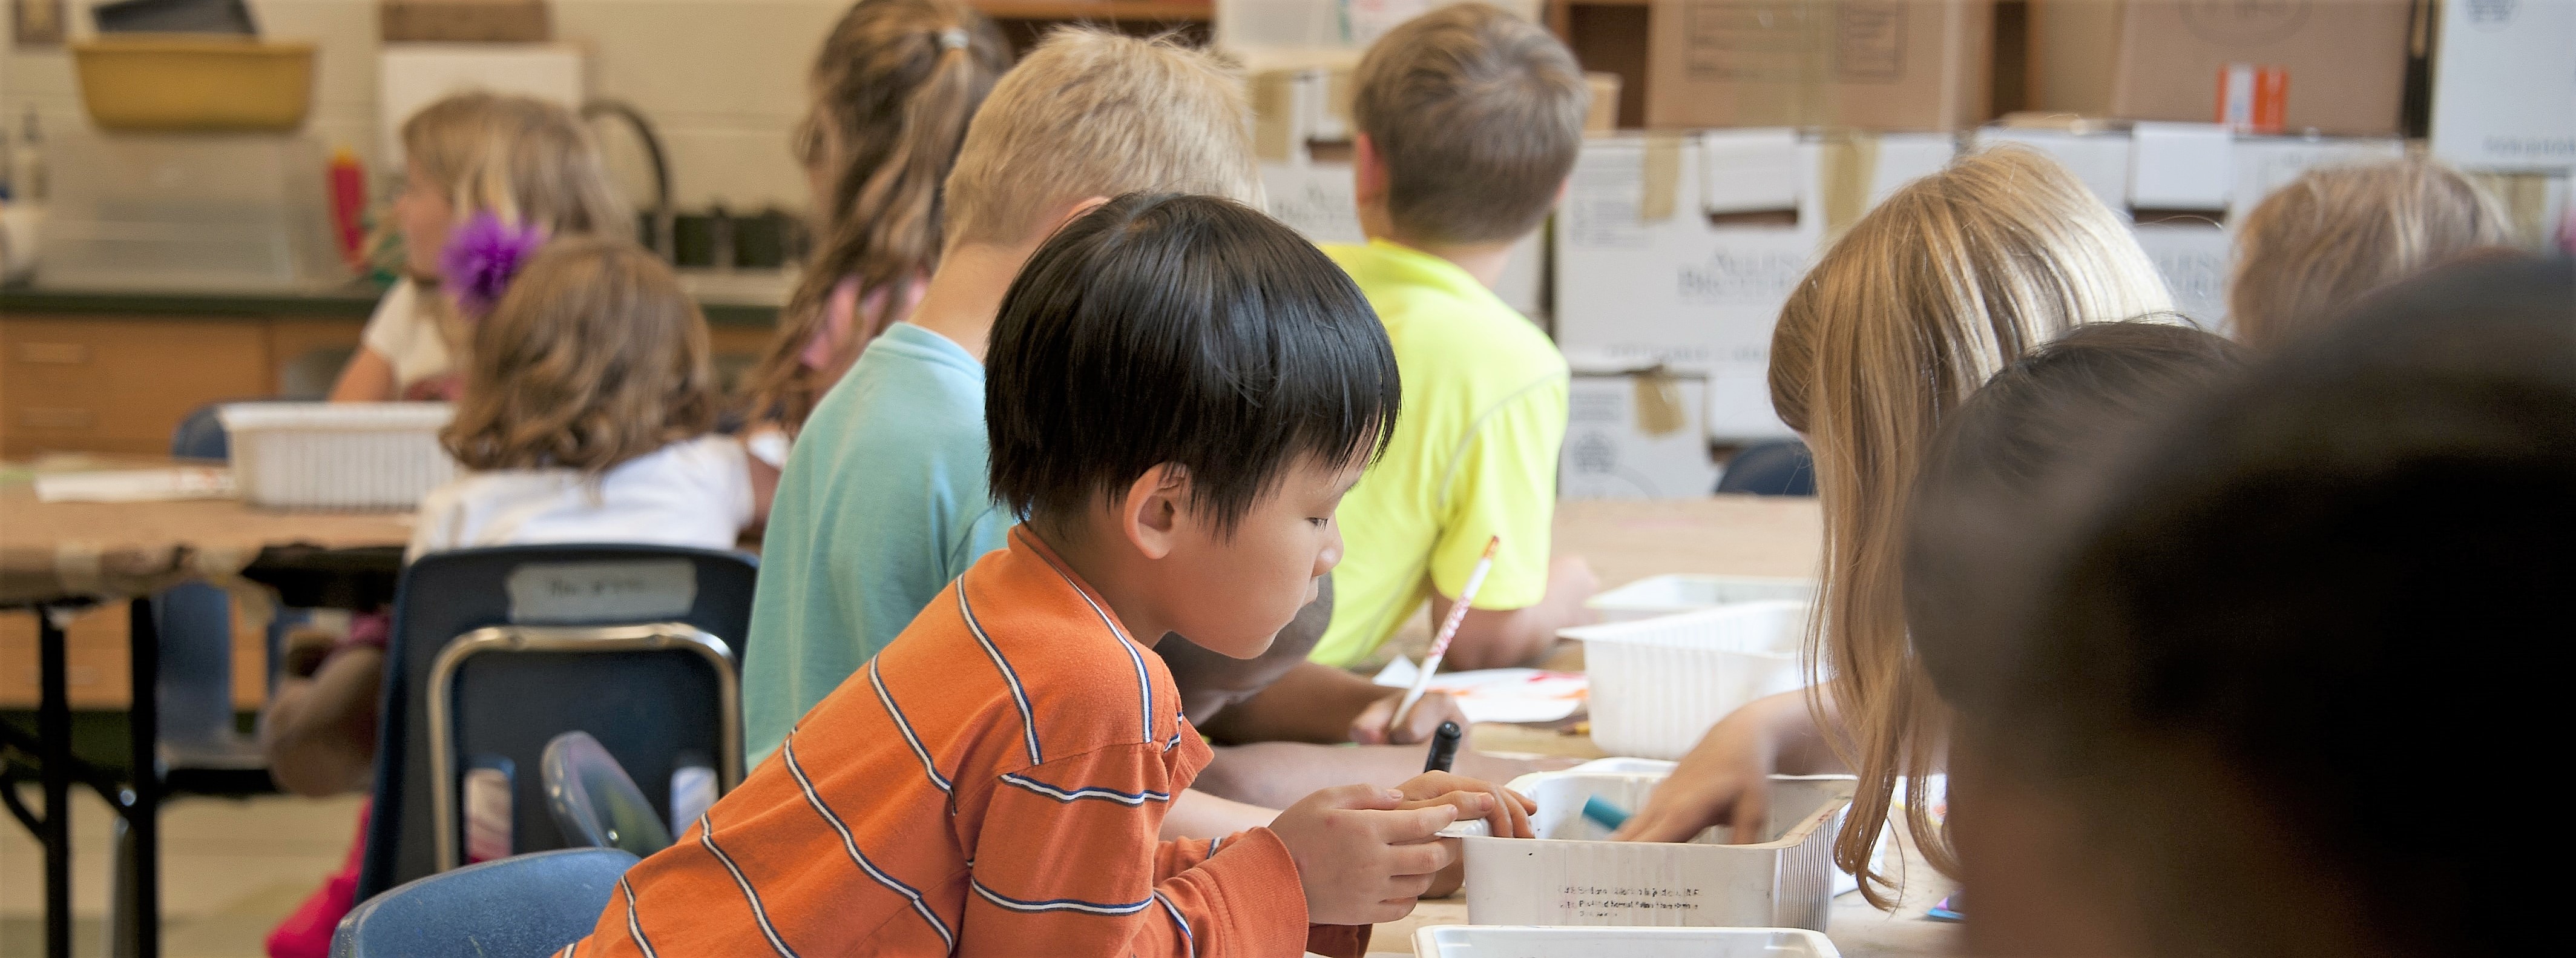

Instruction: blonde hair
[743,0,1011,432]
[443,237,720,474]
[402,91,628,242]
[2229,157,2512,350]
[1353,2,1588,245]
[1768,145,2172,907]
[941,28,1263,247]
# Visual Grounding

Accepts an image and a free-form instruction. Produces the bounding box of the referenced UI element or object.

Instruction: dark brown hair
[741,0,1010,433]
[1351,2,1588,245]
[444,237,720,472]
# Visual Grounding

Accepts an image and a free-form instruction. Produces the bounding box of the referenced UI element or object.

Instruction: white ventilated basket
[1415,925,1841,957]
[1586,574,1818,623]
[217,402,456,510]
[1460,768,1855,930]
[1562,600,1810,759]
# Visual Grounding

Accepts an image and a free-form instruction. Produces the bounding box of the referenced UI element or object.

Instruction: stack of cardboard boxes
[1235,0,2565,500]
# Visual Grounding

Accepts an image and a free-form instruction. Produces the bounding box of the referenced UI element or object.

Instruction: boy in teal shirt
[1311,4,1602,672]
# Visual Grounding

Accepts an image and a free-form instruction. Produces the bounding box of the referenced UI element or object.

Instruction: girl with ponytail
[741,0,1010,446]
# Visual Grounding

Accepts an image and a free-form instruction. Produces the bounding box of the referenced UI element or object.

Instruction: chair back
[331,848,637,958]
[1715,439,1818,497]
[356,544,755,900]
[542,730,675,857]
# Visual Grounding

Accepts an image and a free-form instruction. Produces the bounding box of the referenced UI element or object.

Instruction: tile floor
[2,785,361,958]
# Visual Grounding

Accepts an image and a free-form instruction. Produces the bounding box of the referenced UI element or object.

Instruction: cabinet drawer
[1,316,271,455]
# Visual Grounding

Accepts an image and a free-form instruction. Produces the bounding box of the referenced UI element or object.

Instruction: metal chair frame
[424,622,741,873]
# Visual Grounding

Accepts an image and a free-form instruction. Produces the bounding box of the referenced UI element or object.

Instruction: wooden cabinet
[1,317,278,456]
[0,603,271,710]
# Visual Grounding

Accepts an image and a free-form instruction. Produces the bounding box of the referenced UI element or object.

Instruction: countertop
[1,269,795,326]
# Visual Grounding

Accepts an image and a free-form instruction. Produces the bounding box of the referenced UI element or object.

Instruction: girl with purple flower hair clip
[325,91,626,403]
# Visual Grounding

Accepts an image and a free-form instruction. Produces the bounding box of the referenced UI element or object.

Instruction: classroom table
[0,470,411,958]
[1358,495,1963,957]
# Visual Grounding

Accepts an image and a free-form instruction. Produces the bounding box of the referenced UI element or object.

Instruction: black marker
[1422,721,1463,773]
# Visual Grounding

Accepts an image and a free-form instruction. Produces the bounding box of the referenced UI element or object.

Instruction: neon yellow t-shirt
[1310,239,1571,668]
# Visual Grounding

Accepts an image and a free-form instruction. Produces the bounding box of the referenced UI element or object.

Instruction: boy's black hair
[2012,254,2574,957]
[986,193,1401,534]
[1902,319,2246,716]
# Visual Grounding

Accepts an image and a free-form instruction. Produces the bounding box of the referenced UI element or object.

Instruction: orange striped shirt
[568,527,1366,957]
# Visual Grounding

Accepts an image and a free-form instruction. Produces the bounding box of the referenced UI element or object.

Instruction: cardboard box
[1646,0,1994,131]
[2029,0,2412,136]
[2431,0,2576,173]
[381,0,550,43]
[1972,123,2402,331]
[1561,369,1719,500]
[1554,130,1955,438]
[1256,155,1548,318]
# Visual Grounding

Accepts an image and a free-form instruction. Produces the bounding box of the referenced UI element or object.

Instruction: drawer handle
[16,342,90,365]
[21,408,96,429]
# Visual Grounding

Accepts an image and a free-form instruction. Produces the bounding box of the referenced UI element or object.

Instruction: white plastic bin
[1586,573,1818,623]
[1562,600,1809,759]
[218,402,456,510]
[1415,925,1841,957]
[1462,768,1854,930]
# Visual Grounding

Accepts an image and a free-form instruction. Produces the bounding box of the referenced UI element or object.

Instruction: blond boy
[1309,4,1599,672]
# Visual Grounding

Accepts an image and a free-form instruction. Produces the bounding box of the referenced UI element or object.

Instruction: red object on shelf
[327,147,367,269]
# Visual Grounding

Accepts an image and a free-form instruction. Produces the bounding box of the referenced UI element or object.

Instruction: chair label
[507,560,697,623]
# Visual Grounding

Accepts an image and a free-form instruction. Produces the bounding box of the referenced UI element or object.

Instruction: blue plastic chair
[1715,439,1818,497]
[542,730,675,858]
[356,544,757,900]
[330,848,637,958]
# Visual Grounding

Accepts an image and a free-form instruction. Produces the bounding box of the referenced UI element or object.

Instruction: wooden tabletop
[0,465,413,606]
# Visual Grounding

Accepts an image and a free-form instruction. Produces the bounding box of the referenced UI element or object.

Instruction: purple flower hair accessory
[441,212,547,319]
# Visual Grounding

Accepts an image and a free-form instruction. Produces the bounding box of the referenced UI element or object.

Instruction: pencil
[1391,535,1500,729]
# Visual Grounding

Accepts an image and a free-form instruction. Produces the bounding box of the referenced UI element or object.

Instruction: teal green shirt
[742,322,1010,763]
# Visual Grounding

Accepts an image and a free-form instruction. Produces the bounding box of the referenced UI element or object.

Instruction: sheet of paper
[34,467,235,503]
[1373,658,1588,725]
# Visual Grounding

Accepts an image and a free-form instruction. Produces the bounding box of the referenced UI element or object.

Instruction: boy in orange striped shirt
[568,194,1533,957]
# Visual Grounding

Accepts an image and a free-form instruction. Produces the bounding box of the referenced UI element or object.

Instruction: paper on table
[34,467,236,503]
[1372,658,1587,725]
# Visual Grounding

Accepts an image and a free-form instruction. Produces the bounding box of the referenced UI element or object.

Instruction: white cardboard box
[380,44,585,167]
[1971,126,2403,331]
[1554,131,1954,440]
[2431,0,2576,173]
[1256,156,1546,317]
[1560,369,1717,500]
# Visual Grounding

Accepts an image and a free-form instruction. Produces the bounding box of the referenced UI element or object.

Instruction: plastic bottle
[327,146,367,269]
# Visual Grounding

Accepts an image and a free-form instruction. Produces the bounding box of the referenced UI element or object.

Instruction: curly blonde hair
[442,237,720,473]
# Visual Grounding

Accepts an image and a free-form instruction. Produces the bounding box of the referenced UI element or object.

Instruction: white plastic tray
[1586,573,1817,623]
[1560,600,1810,759]
[1461,768,1855,930]
[1415,924,1841,957]
[218,401,456,510]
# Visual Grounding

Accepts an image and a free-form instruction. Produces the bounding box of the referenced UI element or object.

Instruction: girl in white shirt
[416,236,757,555]
[329,91,629,402]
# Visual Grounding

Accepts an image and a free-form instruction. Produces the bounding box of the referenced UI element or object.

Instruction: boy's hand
[1269,784,1463,925]
[1349,689,1468,745]
[1393,771,1535,840]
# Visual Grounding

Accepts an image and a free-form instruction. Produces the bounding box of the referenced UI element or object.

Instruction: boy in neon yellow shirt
[1310,4,1599,671]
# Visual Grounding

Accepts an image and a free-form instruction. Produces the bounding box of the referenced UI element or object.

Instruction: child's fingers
[1372,802,1462,843]
[1726,791,1770,845]
[1383,840,1452,878]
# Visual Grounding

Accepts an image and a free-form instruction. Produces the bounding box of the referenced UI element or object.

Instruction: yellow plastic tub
[72,37,315,132]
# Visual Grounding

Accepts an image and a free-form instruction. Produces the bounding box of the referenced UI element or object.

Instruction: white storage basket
[1562,600,1810,759]
[1460,768,1855,930]
[1586,573,1818,623]
[218,402,456,510]
[1416,925,1841,957]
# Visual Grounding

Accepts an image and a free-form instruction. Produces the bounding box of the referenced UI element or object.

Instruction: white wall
[0,0,840,211]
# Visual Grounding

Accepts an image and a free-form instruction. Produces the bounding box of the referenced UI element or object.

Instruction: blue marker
[1580,794,1631,831]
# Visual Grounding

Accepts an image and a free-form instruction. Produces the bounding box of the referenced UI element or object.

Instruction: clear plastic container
[218,402,456,510]
[1416,925,1842,957]
[1460,768,1855,930]
[1586,573,1818,623]
[39,131,345,291]
[1562,600,1810,759]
